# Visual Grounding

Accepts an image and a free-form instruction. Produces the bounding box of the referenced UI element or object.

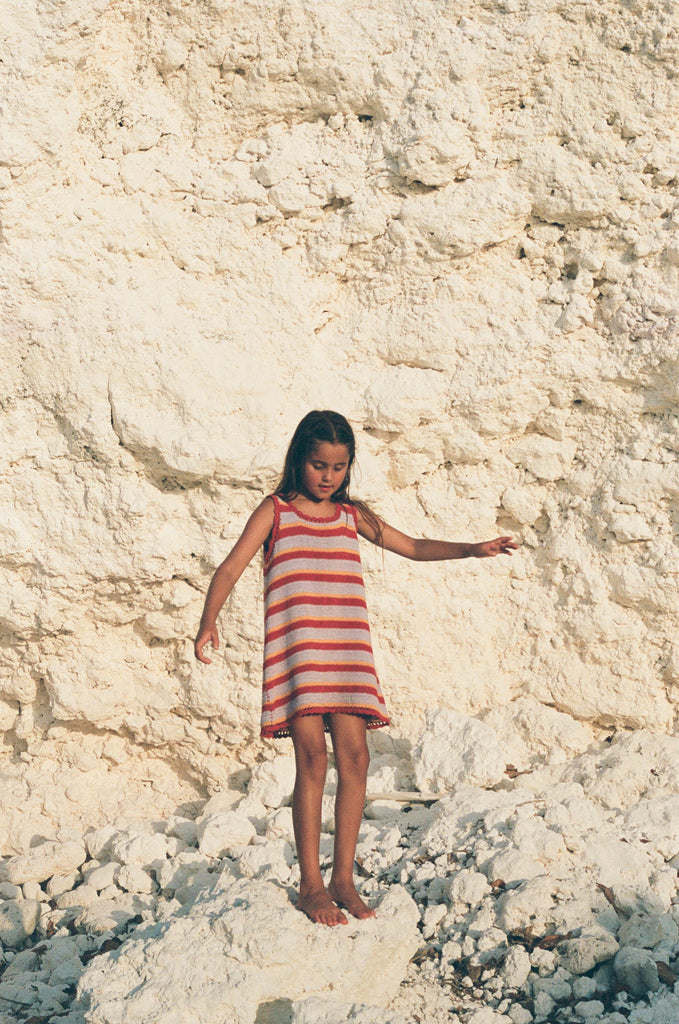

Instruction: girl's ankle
[299,879,326,897]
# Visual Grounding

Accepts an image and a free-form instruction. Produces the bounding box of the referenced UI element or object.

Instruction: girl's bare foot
[297,886,348,926]
[328,880,376,919]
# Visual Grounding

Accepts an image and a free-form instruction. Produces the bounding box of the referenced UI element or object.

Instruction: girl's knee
[293,738,328,782]
[291,717,328,770]
[336,741,369,782]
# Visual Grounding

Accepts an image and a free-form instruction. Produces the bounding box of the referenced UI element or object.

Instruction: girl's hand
[194,624,219,664]
[473,536,518,558]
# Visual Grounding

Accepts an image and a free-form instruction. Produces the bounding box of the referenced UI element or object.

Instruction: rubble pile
[2,716,679,1023]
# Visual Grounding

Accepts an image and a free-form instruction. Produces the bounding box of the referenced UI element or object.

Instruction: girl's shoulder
[246,495,276,530]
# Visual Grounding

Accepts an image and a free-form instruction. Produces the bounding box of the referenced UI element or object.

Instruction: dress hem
[261,706,390,740]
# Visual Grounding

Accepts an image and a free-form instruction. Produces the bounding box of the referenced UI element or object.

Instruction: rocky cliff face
[3,0,679,812]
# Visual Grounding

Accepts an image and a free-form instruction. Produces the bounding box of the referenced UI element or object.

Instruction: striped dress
[260,495,390,739]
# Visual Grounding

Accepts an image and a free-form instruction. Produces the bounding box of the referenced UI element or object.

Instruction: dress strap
[263,494,282,570]
[344,502,359,532]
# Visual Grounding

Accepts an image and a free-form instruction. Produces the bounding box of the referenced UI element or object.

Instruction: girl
[194,410,516,927]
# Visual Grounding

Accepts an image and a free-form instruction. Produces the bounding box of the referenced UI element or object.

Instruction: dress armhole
[263,494,281,570]
[346,503,359,533]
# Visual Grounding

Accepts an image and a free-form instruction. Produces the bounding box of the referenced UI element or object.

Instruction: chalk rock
[247,755,296,809]
[531,971,573,1017]
[573,1001,605,1021]
[613,945,661,996]
[499,945,531,989]
[85,862,120,893]
[46,871,81,898]
[422,786,527,856]
[165,817,199,847]
[290,997,408,1024]
[0,899,41,948]
[1,946,41,979]
[73,894,152,937]
[467,1009,513,1024]
[56,883,98,909]
[365,799,403,820]
[412,710,507,793]
[196,810,257,858]
[559,925,620,975]
[447,868,491,907]
[618,911,679,951]
[626,993,679,1024]
[366,753,412,794]
[397,174,530,257]
[21,880,43,901]
[116,865,156,894]
[236,838,294,882]
[607,885,668,919]
[76,878,420,1024]
[197,790,244,818]
[509,816,566,865]
[478,847,543,887]
[85,827,119,862]
[155,852,218,904]
[494,877,556,934]
[109,829,170,868]
[483,696,594,770]
[624,792,679,860]
[0,882,22,899]
[264,807,295,841]
[0,840,86,884]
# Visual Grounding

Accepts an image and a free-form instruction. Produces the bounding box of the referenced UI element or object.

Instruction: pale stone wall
[3,0,679,791]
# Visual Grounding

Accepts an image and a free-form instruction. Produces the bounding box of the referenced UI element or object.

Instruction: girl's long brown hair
[275,410,383,545]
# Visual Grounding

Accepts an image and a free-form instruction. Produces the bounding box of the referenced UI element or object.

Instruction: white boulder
[290,997,408,1024]
[196,810,257,858]
[559,925,620,976]
[109,829,170,868]
[0,840,86,885]
[613,945,661,996]
[0,898,41,948]
[247,756,297,809]
[76,878,420,1024]
[412,710,507,793]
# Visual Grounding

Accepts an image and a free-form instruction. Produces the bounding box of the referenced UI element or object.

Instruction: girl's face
[302,442,351,502]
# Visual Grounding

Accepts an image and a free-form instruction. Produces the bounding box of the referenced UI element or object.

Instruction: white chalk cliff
[2,0,679,1021]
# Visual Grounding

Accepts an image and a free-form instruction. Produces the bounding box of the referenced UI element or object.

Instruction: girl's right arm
[194,497,275,664]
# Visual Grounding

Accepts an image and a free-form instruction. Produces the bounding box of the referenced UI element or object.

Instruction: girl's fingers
[479,537,517,557]
[194,631,218,663]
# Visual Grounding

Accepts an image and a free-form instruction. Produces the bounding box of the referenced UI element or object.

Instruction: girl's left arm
[355,510,517,560]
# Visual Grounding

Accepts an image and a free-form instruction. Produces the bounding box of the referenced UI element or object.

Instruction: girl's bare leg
[327,713,376,919]
[289,716,347,926]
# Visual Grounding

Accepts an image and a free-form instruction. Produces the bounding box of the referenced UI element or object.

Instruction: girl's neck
[290,491,337,518]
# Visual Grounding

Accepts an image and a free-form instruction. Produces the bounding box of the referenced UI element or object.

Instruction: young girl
[194,410,516,927]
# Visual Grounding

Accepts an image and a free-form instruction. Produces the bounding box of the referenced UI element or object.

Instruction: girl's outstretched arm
[194,497,275,664]
[355,509,517,561]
